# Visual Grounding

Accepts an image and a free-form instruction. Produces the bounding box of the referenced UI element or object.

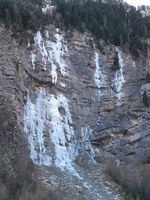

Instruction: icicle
[81,127,96,164]
[31,51,36,69]
[114,47,125,100]
[24,89,52,166]
[47,29,69,83]
[34,31,48,70]
[94,50,105,99]
[46,94,78,172]
[30,29,69,83]
[24,88,78,173]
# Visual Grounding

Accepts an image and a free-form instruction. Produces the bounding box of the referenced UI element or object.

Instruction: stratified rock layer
[0,23,150,199]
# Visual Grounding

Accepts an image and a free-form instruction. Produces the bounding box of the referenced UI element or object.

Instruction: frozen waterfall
[24,88,78,173]
[114,47,125,100]
[30,29,69,84]
[94,51,105,99]
[24,88,52,166]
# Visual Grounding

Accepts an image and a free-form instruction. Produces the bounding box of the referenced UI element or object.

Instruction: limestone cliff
[0,21,150,200]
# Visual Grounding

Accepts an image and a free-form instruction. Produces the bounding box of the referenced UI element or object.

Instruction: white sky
[124,0,150,7]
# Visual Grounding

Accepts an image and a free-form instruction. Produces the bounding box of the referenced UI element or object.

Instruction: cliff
[0,6,150,200]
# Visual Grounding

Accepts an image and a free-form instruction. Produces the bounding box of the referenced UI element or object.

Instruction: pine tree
[146,72,150,83]
[143,91,149,107]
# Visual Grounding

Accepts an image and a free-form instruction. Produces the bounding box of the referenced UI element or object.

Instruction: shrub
[146,72,150,83]
[143,91,149,107]
[141,149,150,164]
[104,159,150,200]
[111,52,120,71]
[32,184,66,200]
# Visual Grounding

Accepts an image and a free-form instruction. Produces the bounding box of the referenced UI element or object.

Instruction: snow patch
[42,5,54,14]
[45,30,49,39]
[60,83,66,88]
[42,0,55,14]
[133,61,136,67]
[28,41,30,48]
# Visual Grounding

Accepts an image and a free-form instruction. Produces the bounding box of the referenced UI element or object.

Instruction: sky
[124,0,150,7]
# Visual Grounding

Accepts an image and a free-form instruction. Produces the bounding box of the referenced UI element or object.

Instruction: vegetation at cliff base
[105,155,150,200]
[146,72,150,83]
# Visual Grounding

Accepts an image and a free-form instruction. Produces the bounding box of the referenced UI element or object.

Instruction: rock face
[23,26,100,169]
[13,26,150,164]
[0,23,150,199]
[90,41,150,163]
[0,26,35,200]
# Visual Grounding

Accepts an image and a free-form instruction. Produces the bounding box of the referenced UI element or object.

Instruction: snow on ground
[60,83,66,88]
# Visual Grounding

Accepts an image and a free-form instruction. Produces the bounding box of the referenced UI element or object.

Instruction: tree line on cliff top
[54,0,150,56]
[0,0,149,56]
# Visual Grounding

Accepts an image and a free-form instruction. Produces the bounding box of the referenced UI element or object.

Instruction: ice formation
[24,88,78,173]
[42,0,54,14]
[24,88,52,166]
[94,51,105,99]
[81,127,96,164]
[30,29,69,84]
[114,47,125,100]
[133,61,136,67]
[31,51,36,69]
[34,31,48,70]
[60,83,66,88]
[46,28,69,79]
[42,5,55,14]
[46,93,78,172]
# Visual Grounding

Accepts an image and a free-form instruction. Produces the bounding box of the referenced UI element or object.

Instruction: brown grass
[104,159,150,200]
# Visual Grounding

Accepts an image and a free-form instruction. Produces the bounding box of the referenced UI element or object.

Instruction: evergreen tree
[0,0,149,56]
[143,91,149,107]
[146,72,150,83]
[111,52,120,71]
